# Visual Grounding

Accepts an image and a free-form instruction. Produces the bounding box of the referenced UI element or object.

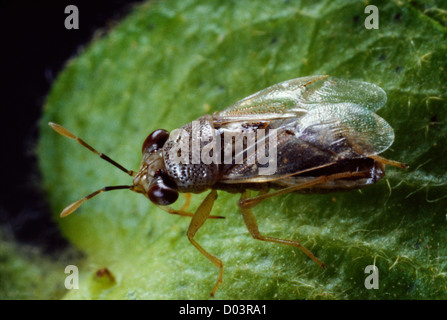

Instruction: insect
[49,75,407,297]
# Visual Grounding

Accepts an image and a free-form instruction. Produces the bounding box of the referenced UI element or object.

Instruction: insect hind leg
[238,171,366,209]
[368,154,408,169]
[237,171,370,268]
[239,190,326,269]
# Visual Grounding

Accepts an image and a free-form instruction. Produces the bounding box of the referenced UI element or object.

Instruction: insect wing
[213,75,387,124]
[295,102,395,157]
[300,77,387,112]
[219,102,394,183]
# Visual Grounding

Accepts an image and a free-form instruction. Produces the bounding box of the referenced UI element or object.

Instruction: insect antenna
[60,185,135,217]
[48,122,136,177]
[48,122,139,217]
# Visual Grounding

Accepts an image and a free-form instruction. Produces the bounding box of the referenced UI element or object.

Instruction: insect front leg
[180,193,192,211]
[239,190,327,269]
[186,190,223,297]
[157,193,224,220]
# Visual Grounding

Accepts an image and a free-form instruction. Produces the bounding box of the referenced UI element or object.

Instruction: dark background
[0,0,142,253]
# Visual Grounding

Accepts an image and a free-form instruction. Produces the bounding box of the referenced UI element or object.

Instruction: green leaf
[0,229,68,299]
[38,0,447,299]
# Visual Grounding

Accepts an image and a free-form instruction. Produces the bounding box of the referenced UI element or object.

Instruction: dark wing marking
[218,103,394,184]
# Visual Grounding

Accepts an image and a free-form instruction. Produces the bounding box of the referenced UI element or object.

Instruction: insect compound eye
[142,129,170,154]
[147,175,179,206]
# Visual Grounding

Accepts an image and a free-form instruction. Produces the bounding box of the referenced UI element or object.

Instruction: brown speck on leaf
[95,267,116,284]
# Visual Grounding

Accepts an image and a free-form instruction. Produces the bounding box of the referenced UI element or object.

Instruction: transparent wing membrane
[297,103,394,157]
[219,102,395,183]
[301,77,387,111]
[213,75,387,124]
[215,75,394,183]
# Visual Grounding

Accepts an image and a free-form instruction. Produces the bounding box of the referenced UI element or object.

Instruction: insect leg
[368,155,409,169]
[186,190,223,297]
[158,201,224,220]
[180,193,192,211]
[239,171,365,209]
[239,190,326,269]
[158,206,194,217]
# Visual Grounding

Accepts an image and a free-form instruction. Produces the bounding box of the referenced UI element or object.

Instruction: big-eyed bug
[49,75,407,296]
